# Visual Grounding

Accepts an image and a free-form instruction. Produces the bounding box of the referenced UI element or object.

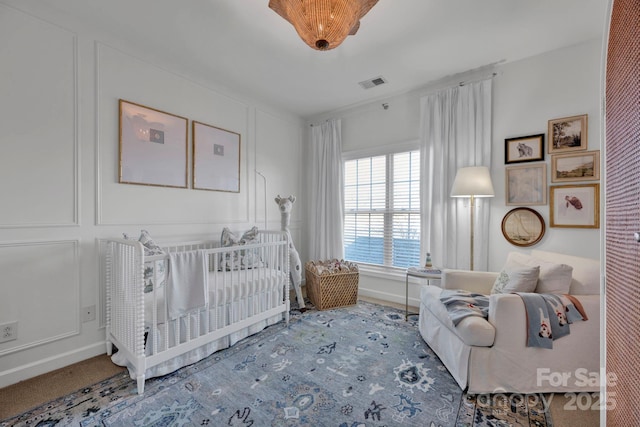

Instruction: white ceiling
[40,0,608,119]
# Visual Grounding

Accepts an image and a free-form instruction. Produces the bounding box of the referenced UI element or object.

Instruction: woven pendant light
[269,0,378,51]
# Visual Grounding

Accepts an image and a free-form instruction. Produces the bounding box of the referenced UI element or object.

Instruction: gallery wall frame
[501,207,546,247]
[505,163,547,206]
[192,121,241,193]
[550,150,600,183]
[119,100,188,188]
[504,134,545,164]
[548,114,588,153]
[550,183,600,228]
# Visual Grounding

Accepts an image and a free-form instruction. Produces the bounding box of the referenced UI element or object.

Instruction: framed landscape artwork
[548,114,588,153]
[551,150,600,183]
[550,183,600,228]
[505,163,547,206]
[192,121,241,192]
[505,134,544,164]
[119,100,188,188]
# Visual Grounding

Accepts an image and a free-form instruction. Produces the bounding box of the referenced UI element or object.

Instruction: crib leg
[106,341,113,356]
[137,375,146,395]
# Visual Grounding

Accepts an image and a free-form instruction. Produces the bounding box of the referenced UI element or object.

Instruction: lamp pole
[450,166,494,272]
[469,195,475,271]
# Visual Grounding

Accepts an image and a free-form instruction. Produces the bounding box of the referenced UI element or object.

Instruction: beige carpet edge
[0,354,125,421]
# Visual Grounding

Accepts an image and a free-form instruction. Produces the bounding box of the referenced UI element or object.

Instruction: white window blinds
[343,150,421,268]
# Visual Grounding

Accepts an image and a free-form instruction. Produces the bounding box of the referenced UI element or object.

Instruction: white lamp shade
[451,166,495,197]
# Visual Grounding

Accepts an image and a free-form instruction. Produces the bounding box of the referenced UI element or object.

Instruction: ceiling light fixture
[268,0,379,51]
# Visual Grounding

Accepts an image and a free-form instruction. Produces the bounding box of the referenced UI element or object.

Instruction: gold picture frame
[505,163,547,206]
[192,121,241,193]
[550,183,600,228]
[119,100,188,188]
[551,150,600,183]
[548,114,588,153]
[501,207,546,247]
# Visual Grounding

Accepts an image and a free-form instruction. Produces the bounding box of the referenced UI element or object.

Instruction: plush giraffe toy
[275,195,305,310]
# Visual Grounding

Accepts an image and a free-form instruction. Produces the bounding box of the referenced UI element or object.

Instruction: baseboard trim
[358,287,420,309]
[0,342,106,389]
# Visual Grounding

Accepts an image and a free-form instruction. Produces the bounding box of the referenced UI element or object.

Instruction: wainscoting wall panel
[0,240,80,356]
[95,43,251,226]
[254,109,303,225]
[0,4,78,228]
[0,1,305,388]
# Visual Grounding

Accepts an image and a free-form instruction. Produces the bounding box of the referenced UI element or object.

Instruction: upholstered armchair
[418,250,600,394]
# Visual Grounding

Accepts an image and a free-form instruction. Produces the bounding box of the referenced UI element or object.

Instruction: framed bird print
[550,183,599,228]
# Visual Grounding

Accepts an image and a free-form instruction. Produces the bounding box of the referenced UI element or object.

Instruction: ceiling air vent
[358,76,388,90]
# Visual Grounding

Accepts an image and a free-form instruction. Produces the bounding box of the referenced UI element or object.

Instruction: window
[343,150,420,268]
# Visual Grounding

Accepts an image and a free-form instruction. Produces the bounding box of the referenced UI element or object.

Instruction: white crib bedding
[112,267,287,381]
[143,267,287,324]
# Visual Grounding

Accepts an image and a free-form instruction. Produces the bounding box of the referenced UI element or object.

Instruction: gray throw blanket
[439,290,490,326]
[516,293,587,349]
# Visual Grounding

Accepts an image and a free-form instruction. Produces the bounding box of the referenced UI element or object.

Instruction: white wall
[489,40,602,268]
[307,39,603,308]
[0,2,304,387]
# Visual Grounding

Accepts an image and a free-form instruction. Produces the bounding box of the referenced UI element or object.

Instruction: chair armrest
[488,294,527,347]
[441,269,498,294]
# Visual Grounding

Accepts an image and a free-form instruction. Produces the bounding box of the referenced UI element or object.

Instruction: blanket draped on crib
[167,250,209,319]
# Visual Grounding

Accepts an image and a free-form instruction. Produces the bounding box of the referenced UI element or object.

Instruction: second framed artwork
[548,114,588,153]
[505,164,547,206]
[192,121,241,192]
[550,183,599,228]
[501,207,546,247]
[505,134,544,164]
[551,150,600,183]
[119,100,189,188]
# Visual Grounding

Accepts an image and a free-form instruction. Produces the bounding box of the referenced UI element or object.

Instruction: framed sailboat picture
[501,207,546,247]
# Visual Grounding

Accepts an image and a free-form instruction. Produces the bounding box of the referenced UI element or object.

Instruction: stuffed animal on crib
[275,194,306,310]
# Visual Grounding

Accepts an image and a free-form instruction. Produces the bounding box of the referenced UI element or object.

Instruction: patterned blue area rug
[2,301,551,426]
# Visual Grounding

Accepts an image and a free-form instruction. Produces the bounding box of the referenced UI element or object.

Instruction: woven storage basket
[305,260,359,310]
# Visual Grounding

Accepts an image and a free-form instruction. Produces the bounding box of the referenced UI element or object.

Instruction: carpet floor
[1,301,556,426]
[0,355,125,421]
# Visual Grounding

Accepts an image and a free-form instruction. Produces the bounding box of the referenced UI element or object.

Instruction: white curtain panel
[309,119,345,261]
[419,79,493,270]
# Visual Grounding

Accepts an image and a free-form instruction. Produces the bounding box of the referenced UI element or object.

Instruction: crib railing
[104,231,290,393]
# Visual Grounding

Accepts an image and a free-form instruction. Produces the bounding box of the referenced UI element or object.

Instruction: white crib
[104,230,290,394]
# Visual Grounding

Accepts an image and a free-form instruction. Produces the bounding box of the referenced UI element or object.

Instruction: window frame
[342,140,421,271]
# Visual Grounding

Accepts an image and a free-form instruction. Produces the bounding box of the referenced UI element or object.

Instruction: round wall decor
[501,207,546,247]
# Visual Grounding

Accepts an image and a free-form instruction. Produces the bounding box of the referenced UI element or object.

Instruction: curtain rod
[309,118,334,127]
[309,70,499,126]
[458,72,499,87]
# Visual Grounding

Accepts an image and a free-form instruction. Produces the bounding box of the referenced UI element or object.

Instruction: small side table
[405,267,442,320]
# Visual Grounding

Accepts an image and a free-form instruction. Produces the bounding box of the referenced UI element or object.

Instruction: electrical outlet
[82,305,96,323]
[0,321,18,343]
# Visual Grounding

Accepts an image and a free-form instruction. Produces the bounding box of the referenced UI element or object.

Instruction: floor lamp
[450,166,495,270]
